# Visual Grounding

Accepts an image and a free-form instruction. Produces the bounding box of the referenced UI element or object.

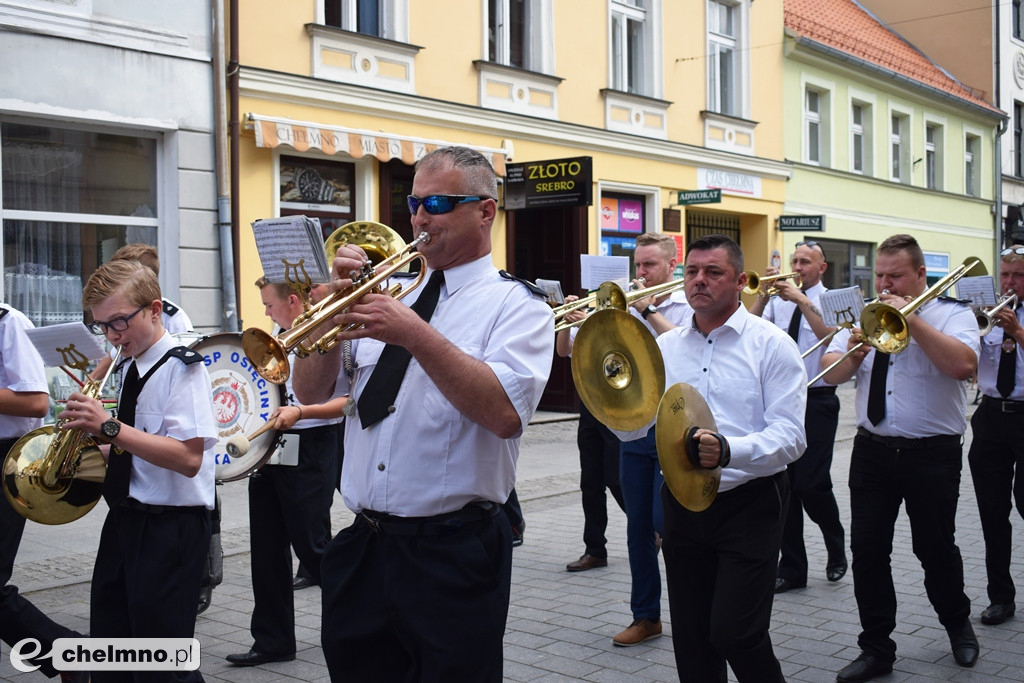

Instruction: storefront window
[279,155,356,240]
[600,191,646,278]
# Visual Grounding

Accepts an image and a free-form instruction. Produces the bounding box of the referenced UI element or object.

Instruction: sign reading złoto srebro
[504,156,593,210]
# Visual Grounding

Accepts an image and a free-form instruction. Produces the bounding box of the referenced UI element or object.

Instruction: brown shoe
[566,553,608,572]
[612,618,662,646]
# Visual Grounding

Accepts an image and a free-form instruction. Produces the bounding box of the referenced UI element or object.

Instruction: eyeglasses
[87,305,147,335]
[407,194,492,215]
[1001,246,1024,256]
[795,240,823,253]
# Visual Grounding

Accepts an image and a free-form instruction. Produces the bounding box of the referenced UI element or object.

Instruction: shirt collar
[132,331,173,375]
[427,255,493,295]
[689,302,747,337]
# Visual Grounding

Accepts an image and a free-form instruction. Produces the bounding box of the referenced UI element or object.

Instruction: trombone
[808,256,986,387]
[242,222,429,385]
[744,271,802,296]
[976,292,1018,336]
[554,278,687,333]
[552,278,644,331]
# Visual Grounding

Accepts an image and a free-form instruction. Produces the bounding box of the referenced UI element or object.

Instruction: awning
[246,113,507,175]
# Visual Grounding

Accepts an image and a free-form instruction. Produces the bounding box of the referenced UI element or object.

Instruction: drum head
[191,333,285,482]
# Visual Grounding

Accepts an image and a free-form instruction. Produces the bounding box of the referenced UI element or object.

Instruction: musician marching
[967,244,1024,628]
[750,240,848,593]
[822,234,980,681]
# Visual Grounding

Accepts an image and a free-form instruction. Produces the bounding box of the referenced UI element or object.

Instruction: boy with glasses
[59,259,217,683]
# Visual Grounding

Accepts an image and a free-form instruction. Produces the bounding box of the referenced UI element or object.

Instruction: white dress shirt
[976,303,1023,401]
[763,281,830,389]
[125,331,219,508]
[336,255,554,517]
[0,304,48,439]
[615,305,808,492]
[630,287,693,333]
[827,297,979,437]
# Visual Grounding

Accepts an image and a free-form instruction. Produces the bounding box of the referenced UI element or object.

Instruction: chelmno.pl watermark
[6,638,200,672]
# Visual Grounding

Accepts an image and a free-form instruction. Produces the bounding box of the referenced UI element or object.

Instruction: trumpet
[552,278,644,330]
[976,293,1019,336]
[242,222,429,385]
[744,271,802,296]
[809,256,986,386]
[554,278,687,333]
[2,346,121,525]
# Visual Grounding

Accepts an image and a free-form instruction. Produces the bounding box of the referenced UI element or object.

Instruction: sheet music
[535,278,565,306]
[251,216,331,285]
[25,323,107,368]
[581,255,629,290]
[956,276,997,307]
[819,287,865,328]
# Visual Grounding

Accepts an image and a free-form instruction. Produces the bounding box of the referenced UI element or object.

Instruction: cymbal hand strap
[684,427,731,469]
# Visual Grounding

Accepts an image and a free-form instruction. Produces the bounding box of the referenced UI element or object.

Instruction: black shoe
[980,602,1015,625]
[836,653,893,682]
[826,556,848,583]
[197,586,212,614]
[511,522,525,547]
[774,577,806,594]
[292,575,316,590]
[946,619,979,667]
[226,649,296,667]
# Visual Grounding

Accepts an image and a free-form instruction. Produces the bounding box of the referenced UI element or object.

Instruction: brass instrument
[554,277,686,333]
[3,346,121,525]
[242,221,429,385]
[743,271,802,296]
[976,293,1018,336]
[809,256,986,387]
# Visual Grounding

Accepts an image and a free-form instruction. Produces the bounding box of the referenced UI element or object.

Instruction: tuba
[2,346,121,525]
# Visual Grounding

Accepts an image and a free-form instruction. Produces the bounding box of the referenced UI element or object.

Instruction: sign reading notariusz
[503,156,593,210]
[676,189,722,205]
[778,215,825,231]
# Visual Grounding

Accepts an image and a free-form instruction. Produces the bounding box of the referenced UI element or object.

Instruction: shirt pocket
[423,343,482,423]
[133,410,162,435]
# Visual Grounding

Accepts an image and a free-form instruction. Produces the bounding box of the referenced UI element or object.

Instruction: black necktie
[358,270,445,429]
[867,351,890,426]
[997,336,1017,398]
[787,306,803,342]
[103,361,140,506]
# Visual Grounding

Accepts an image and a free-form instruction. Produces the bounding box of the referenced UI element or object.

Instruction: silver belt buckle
[362,513,382,534]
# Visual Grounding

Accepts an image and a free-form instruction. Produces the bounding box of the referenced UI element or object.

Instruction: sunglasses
[795,240,823,253]
[1001,246,1024,256]
[407,194,491,215]
[87,305,148,335]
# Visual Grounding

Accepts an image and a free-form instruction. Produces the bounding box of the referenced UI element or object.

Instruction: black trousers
[777,389,845,583]
[321,504,511,682]
[849,433,970,662]
[578,402,625,558]
[968,398,1024,606]
[90,503,211,683]
[661,472,789,683]
[248,423,339,655]
[1,438,79,678]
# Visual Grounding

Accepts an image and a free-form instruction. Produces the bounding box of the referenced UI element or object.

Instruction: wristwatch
[641,304,658,320]
[101,419,121,440]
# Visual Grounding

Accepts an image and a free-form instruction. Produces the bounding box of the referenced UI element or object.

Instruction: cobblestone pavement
[3,384,1024,682]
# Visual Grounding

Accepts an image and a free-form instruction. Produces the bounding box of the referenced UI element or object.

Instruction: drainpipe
[213,0,239,332]
[228,0,242,329]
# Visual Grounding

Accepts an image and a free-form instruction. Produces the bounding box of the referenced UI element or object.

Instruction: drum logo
[212,376,250,435]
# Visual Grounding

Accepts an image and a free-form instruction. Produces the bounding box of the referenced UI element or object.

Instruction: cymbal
[656,382,720,512]
[571,308,665,432]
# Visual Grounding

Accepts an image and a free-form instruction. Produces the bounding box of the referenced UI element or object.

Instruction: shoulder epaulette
[498,270,547,299]
[162,299,180,317]
[937,295,971,305]
[0,306,8,321]
[392,271,420,280]
[168,345,204,365]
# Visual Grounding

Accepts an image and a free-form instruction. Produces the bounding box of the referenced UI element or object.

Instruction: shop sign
[504,156,593,210]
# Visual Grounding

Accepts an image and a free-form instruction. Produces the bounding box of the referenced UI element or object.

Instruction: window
[610,0,647,95]
[325,0,391,39]
[707,0,739,115]
[890,113,909,183]
[850,102,872,174]
[489,0,529,69]
[1,121,158,327]
[1015,0,1024,41]
[1016,102,1024,177]
[805,89,821,165]
[965,134,979,197]
[925,123,943,190]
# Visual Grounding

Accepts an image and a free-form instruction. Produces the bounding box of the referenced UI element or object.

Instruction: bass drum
[190,333,285,482]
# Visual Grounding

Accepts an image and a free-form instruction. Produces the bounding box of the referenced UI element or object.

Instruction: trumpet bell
[2,426,105,525]
[242,327,290,385]
[656,383,720,512]
[571,308,665,432]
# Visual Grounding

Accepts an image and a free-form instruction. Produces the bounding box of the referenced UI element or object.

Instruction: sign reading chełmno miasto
[503,156,593,210]
[778,215,825,231]
[676,189,722,205]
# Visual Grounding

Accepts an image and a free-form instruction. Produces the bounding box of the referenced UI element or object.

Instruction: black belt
[807,386,837,396]
[359,501,499,537]
[981,395,1024,413]
[856,428,961,450]
[119,498,207,515]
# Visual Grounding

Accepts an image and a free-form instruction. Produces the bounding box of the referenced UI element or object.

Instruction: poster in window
[619,199,643,233]
[280,156,353,215]
[601,197,619,230]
